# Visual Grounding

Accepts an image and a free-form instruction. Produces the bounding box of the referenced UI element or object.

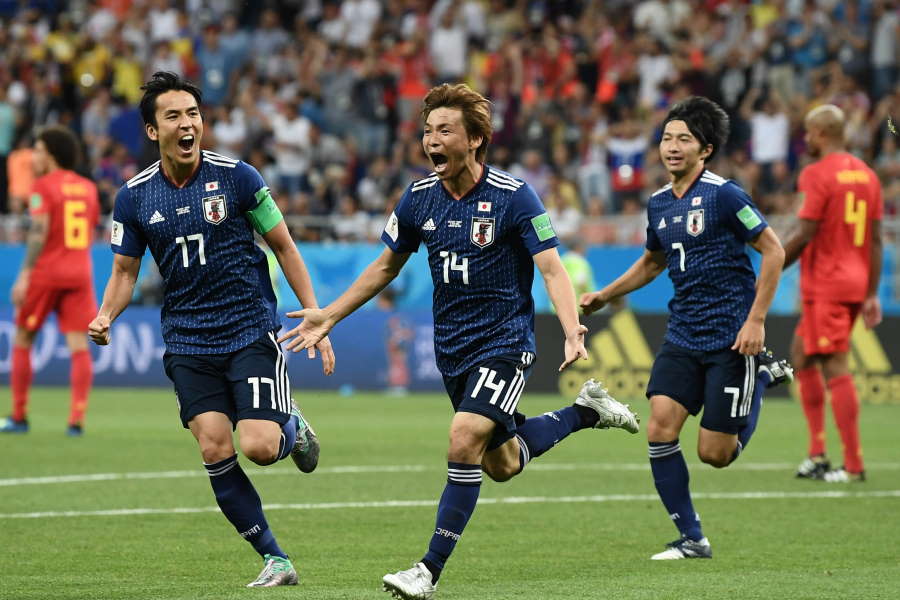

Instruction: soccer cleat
[382,562,436,600]
[823,466,866,483]
[66,424,83,437]
[796,455,830,480]
[575,379,640,433]
[757,348,794,388]
[0,417,29,434]
[651,535,713,560]
[290,399,320,473]
[246,554,298,587]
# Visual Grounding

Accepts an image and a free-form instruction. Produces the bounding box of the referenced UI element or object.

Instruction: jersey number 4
[844,192,867,247]
[175,233,206,267]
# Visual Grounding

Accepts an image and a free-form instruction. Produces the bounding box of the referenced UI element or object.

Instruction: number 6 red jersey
[797,152,883,303]
[29,169,100,287]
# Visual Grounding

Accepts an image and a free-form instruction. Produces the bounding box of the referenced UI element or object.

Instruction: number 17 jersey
[382,165,558,377]
[111,151,279,354]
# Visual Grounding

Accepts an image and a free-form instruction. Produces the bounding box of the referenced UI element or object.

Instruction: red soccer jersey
[797,152,883,303]
[28,169,100,287]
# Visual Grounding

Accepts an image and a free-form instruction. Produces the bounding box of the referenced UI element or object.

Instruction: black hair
[36,125,81,171]
[139,71,203,127]
[662,96,730,160]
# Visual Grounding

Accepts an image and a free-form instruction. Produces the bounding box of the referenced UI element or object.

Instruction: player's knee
[241,437,279,465]
[647,419,679,443]
[698,448,731,469]
[198,440,235,464]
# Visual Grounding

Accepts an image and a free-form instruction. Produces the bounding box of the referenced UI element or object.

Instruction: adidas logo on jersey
[149,210,166,224]
[422,218,436,231]
[658,217,666,229]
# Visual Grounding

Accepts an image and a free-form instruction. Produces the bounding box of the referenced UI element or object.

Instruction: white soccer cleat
[823,467,866,483]
[575,379,640,433]
[382,562,436,599]
[651,536,712,560]
[246,554,298,587]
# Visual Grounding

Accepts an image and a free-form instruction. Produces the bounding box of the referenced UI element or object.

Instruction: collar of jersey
[160,159,204,190]
[670,167,707,200]
[439,162,489,202]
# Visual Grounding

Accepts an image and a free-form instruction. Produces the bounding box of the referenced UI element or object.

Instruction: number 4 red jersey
[29,169,100,287]
[797,152,883,303]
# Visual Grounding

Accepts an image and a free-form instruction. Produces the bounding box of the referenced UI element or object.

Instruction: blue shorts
[443,352,534,451]
[163,331,293,429]
[646,341,759,435]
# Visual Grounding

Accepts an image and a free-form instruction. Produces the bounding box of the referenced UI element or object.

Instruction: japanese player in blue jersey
[581,96,793,561]
[87,72,335,588]
[278,83,639,599]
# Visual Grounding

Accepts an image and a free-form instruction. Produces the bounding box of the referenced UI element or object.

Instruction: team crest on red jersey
[687,209,704,236]
[471,217,495,248]
[203,195,227,224]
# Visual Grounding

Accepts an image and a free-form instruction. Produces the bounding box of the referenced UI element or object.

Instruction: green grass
[1,387,898,600]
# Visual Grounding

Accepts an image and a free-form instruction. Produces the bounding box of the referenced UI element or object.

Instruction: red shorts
[16,279,97,333]
[796,300,861,356]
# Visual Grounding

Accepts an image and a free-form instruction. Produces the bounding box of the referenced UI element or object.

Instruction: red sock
[796,367,826,457]
[69,350,93,426]
[11,346,32,422]
[828,374,863,474]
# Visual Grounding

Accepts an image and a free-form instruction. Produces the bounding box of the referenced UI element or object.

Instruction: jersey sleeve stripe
[203,157,238,169]
[201,150,239,164]
[126,166,160,188]
[651,183,673,197]
[486,175,520,191]
[486,169,524,187]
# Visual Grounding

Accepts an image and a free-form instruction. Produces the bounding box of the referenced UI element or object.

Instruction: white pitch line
[2,489,900,520]
[2,461,899,487]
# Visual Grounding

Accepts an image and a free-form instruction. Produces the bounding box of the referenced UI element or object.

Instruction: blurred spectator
[6,133,34,216]
[270,100,312,198]
[871,0,899,101]
[196,24,237,108]
[740,86,790,195]
[0,85,14,213]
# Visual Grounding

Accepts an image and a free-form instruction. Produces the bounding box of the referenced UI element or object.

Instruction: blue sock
[276,415,299,462]
[515,406,583,472]
[205,454,287,559]
[732,374,766,462]
[649,441,703,541]
[421,462,481,583]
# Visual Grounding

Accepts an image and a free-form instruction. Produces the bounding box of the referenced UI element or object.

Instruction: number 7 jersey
[645,170,767,351]
[382,165,558,377]
[111,151,279,354]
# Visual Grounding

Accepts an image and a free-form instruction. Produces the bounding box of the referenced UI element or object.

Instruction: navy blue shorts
[443,352,534,451]
[163,331,293,429]
[646,341,759,435]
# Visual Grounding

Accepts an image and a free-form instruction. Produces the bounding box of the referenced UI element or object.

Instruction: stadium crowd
[0,0,897,244]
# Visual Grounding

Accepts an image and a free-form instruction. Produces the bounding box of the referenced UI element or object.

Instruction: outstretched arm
[579,249,666,315]
[278,247,411,352]
[534,248,588,372]
[732,227,784,355]
[89,254,142,345]
[263,220,335,374]
[781,218,817,269]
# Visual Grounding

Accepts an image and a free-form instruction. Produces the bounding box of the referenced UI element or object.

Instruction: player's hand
[559,324,588,372]
[579,291,608,316]
[862,295,882,329]
[88,315,111,345]
[313,335,335,376]
[731,319,764,356]
[277,308,335,353]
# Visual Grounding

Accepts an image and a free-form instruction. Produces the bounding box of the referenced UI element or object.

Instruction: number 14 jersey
[382,165,558,377]
[111,151,279,354]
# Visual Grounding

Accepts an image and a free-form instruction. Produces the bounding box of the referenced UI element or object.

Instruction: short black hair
[36,125,81,171]
[662,96,730,160]
[139,71,203,127]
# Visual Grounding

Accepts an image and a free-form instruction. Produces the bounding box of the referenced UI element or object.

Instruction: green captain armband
[247,187,283,234]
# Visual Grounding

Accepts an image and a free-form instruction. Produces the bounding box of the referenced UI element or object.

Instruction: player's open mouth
[429,153,449,174]
[178,134,195,154]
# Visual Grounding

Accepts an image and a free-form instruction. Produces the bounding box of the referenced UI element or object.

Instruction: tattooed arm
[11,213,50,306]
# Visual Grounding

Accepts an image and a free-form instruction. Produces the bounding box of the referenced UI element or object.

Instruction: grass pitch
[1,387,898,600]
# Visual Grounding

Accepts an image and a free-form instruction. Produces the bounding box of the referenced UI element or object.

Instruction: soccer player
[1,126,99,436]
[87,72,334,587]
[278,83,639,599]
[580,96,792,560]
[782,104,883,483]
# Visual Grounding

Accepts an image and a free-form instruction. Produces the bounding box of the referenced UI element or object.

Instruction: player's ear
[146,123,159,142]
[699,143,713,161]
[469,135,483,152]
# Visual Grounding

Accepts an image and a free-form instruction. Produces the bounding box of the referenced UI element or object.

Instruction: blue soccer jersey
[111,150,279,354]
[382,165,558,376]
[645,169,767,351]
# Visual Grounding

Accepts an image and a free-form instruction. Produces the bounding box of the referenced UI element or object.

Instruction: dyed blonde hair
[422,84,493,162]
